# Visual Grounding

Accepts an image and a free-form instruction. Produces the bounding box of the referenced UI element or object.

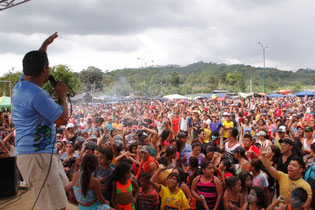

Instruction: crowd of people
[1,95,315,209]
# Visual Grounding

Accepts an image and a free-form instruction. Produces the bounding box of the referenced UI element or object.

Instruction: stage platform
[0,188,78,210]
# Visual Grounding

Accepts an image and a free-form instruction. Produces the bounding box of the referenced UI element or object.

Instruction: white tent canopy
[163,94,188,100]
[238,92,254,98]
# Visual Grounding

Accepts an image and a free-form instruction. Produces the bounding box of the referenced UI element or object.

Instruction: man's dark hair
[167,172,180,182]
[251,159,262,171]
[291,187,308,204]
[234,146,246,157]
[98,148,113,161]
[243,134,252,140]
[290,156,305,170]
[165,146,176,157]
[139,172,151,181]
[23,50,48,76]
[177,131,186,139]
[230,128,239,138]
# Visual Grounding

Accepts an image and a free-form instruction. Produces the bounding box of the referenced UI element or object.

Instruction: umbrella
[0,96,11,108]
[295,91,315,97]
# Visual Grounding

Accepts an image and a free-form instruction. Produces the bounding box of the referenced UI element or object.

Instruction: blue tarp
[266,93,285,98]
[295,91,315,97]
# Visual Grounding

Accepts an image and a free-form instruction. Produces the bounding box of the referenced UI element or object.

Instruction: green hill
[101,62,315,96]
[1,62,315,97]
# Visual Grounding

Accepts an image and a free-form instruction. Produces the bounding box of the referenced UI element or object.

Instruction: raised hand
[158,163,166,170]
[259,143,267,155]
[39,32,58,52]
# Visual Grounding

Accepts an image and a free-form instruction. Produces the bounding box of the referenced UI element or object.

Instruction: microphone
[49,75,58,86]
[49,75,75,97]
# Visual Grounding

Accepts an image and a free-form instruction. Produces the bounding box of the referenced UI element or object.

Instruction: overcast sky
[1,0,315,75]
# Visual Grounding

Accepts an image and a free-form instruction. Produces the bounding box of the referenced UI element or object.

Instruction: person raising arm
[259,143,312,208]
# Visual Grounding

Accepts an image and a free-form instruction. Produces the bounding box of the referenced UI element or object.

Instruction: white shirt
[180,117,188,131]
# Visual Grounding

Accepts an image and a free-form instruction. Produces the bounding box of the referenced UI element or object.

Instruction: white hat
[257,130,267,137]
[278,125,286,133]
[66,123,75,129]
[223,112,230,116]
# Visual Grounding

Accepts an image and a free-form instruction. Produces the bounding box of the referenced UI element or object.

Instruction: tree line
[1,61,315,97]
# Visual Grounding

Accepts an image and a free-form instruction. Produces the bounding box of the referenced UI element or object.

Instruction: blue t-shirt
[210,122,223,133]
[12,80,63,155]
[180,143,192,160]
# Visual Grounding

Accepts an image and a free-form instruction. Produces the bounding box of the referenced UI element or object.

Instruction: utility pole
[258,42,268,93]
[137,58,154,68]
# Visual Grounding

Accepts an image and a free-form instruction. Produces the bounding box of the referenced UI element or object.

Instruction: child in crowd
[111,161,139,210]
[204,146,221,167]
[65,154,112,210]
[182,141,204,167]
[150,164,190,210]
[223,176,243,210]
[242,186,267,210]
[191,161,223,210]
[172,167,192,203]
[249,159,269,204]
[267,187,308,210]
[239,171,253,203]
[217,157,233,186]
[93,148,114,203]
[137,172,159,210]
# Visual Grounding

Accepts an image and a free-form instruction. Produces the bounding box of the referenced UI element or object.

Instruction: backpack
[305,163,315,189]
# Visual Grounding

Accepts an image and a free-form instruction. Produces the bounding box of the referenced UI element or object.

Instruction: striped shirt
[196,175,217,208]
[138,186,159,210]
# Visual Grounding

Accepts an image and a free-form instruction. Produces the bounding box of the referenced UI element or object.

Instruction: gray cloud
[1,0,196,35]
[0,0,315,74]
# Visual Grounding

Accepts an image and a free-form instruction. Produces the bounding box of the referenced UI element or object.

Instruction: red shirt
[275,109,281,117]
[245,145,260,160]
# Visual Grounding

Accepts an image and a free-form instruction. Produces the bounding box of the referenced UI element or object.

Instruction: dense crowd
[1,96,315,210]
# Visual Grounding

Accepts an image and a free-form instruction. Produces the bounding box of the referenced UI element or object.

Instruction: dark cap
[279,138,294,145]
[305,127,313,132]
[140,145,151,153]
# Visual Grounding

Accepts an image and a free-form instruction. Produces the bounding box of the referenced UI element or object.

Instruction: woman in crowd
[242,186,267,210]
[61,141,79,164]
[65,154,112,210]
[223,176,243,210]
[217,157,234,186]
[182,141,204,168]
[191,161,223,210]
[239,171,253,203]
[260,145,281,200]
[111,161,139,210]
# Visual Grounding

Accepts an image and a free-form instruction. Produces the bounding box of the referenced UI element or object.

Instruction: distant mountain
[102,61,315,96]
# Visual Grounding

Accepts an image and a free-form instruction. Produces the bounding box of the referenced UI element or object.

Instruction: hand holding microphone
[49,75,68,97]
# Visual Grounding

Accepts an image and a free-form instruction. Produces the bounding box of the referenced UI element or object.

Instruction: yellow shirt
[159,185,190,210]
[112,123,123,134]
[277,171,312,205]
[223,121,234,138]
[203,128,211,143]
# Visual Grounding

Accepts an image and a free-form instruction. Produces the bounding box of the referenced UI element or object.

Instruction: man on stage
[11,32,69,210]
